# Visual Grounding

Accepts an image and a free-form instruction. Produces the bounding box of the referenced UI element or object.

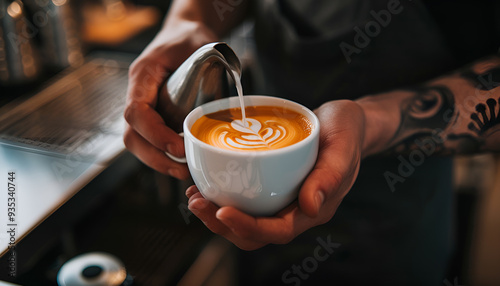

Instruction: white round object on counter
[57,252,128,286]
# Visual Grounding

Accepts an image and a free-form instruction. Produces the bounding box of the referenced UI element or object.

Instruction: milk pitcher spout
[157,42,242,133]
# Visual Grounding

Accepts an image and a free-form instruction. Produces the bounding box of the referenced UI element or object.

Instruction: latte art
[225,118,286,149]
[190,106,313,151]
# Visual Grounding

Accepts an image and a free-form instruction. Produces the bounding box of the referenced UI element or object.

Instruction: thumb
[298,133,361,218]
[298,158,344,218]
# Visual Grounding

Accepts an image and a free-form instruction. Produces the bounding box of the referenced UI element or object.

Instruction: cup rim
[183,95,320,156]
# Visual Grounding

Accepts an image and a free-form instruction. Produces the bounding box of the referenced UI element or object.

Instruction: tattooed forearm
[461,66,500,91]
[383,57,500,155]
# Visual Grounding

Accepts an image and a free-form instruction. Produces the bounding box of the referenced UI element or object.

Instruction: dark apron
[237,0,500,285]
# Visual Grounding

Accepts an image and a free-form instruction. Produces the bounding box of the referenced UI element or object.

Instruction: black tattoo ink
[379,59,500,156]
[468,97,500,135]
[401,85,454,129]
[388,85,455,153]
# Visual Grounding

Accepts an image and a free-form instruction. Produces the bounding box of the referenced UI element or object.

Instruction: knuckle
[123,102,136,124]
[128,63,137,78]
[128,57,145,77]
[123,101,146,124]
[122,128,133,149]
[321,164,349,194]
[329,170,344,189]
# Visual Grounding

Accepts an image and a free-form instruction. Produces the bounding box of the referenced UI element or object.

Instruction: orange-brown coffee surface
[190,106,313,151]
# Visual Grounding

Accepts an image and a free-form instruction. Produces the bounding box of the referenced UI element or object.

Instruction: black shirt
[236,1,499,285]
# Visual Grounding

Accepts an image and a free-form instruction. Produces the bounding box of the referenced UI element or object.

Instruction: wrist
[355,91,409,157]
[355,98,383,158]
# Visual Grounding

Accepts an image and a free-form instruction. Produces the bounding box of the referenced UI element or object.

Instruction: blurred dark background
[0,0,499,285]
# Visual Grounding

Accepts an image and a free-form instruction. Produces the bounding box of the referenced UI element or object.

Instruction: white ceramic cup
[183,95,320,216]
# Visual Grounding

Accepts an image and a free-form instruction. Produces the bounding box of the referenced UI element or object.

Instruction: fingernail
[315,191,325,212]
[215,210,225,221]
[216,212,231,225]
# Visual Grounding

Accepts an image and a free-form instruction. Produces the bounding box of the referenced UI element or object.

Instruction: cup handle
[165,132,187,163]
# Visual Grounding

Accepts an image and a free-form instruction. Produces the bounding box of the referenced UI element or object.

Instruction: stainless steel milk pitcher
[157,42,241,133]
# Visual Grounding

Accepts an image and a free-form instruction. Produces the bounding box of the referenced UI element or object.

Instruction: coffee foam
[190,106,312,151]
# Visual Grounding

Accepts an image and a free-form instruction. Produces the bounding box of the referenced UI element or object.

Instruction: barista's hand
[123,20,217,179]
[186,100,365,250]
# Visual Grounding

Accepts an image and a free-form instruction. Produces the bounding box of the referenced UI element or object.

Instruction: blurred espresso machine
[0,0,83,86]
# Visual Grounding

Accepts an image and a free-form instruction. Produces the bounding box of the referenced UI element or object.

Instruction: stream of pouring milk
[232,71,248,127]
